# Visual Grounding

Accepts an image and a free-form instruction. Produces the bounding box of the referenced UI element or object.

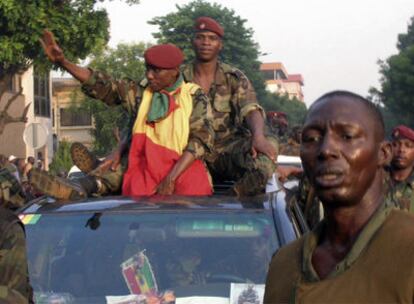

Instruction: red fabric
[144,44,184,69]
[194,16,224,37]
[392,125,414,142]
[122,134,212,196]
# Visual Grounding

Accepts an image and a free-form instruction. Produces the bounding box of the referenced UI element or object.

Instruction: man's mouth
[315,168,344,188]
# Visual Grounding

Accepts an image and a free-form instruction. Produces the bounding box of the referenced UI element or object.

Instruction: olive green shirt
[81,70,214,159]
[264,203,414,303]
[181,62,265,153]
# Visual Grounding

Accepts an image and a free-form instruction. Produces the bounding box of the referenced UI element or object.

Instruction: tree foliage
[372,16,414,128]
[48,140,73,175]
[76,42,150,156]
[149,0,267,100]
[261,92,307,126]
[0,0,140,80]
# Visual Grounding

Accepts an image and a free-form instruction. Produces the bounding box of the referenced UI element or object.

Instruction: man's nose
[318,133,339,160]
[146,70,154,80]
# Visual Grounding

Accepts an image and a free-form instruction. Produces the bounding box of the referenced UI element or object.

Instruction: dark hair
[308,90,385,140]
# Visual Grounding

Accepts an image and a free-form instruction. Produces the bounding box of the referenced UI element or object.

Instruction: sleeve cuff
[240,104,265,121]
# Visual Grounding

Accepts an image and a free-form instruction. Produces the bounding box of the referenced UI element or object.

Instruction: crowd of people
[0,15,414,303]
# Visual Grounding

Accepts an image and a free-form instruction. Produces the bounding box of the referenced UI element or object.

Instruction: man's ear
[378,140,392,167]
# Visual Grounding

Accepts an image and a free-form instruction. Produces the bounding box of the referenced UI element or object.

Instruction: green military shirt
[181,62,265,153]
[0,207,32,303]
[264,203,414,303]
[390,170,414,213]
[81,70,214,159]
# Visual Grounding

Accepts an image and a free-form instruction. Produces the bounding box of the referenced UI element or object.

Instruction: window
[60,108,92,127]
[6,75,14,92]
[261,70,275,81]
[34,69,51,117]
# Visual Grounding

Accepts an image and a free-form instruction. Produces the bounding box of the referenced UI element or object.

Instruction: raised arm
[40,29,91,83]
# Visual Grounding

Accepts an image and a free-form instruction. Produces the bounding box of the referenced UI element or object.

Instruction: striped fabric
[122,83,212,196]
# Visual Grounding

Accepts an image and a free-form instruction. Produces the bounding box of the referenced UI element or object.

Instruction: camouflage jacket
[0,207,32,303]
[181,62,265,153]
[81,70,214,159]
[0,165,26,210]
[389,170,414,213]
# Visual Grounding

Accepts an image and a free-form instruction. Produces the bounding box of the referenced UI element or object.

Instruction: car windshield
[24,209,279,303]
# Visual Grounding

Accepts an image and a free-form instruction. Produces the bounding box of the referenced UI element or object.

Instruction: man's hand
[251,135,277,162]
[96,149,122,174]
[156,175,176,195]
[39,29,65,64]
[276,165,303,182]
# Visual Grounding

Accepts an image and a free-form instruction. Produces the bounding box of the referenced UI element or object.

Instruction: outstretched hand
[39,29,65,64]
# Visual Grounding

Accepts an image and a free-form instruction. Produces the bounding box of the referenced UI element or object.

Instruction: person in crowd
[264,91,414,303]
[0,155,26,209]
[22,157,35,182]
[388,125,414,212]
[32,30,214,200]
[0,206,33,303]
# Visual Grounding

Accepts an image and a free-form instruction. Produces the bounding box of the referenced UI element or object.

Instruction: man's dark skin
[300,95,391,278]
[191,30,276,161]
[390,137,414,182]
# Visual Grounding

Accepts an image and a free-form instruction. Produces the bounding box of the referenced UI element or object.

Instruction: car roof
[20,194,275,214]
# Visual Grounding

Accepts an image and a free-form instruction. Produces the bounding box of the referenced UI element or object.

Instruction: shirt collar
[302,201,395,282]
[182,62,227,86]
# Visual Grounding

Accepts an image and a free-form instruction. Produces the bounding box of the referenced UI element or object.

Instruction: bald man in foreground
[264,91,414,303]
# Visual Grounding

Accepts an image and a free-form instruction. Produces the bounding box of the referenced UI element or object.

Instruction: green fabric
[302,201,394,282]
[147,74,183,123]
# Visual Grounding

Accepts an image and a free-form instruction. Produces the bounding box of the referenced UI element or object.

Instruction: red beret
[266,111,287,118]
[194,16,224,38]
[144,44,184,69]
[392,125,414,142]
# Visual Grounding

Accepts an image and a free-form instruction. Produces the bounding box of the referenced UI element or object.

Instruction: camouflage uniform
[0,164,26,210]
[182,62,278,196]
[389,170,414,213]
[0,207,33,303]
[81,70,214,194]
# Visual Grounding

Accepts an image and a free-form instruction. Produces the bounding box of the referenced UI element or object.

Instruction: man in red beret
[389,125,414,212]
[33,30,214,199]
[180,16,278,196]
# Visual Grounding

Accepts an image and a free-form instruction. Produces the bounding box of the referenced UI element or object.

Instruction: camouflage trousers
[90,162,126,196]
[206,135,278,196]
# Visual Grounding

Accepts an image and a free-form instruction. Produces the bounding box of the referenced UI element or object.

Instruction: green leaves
[374,16,414,129]
[0,0,139,79]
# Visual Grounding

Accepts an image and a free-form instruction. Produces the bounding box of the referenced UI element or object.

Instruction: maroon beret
[194,16,224,37]
[392,125,414,142]
[144,44,184,69]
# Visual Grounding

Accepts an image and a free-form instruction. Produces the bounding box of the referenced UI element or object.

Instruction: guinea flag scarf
[122,78,212,196]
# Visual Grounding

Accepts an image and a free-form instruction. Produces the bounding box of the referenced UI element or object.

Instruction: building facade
[52,78,93,148]
[260,62,304,102]
[0,67,54,168]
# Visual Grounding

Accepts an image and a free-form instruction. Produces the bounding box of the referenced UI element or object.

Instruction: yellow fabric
[132,83,200,155]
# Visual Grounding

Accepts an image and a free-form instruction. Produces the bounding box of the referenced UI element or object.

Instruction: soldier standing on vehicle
[181,16,278,196]
[33,30,214,199]
[388,125,414,212]
[264,91,414,303]
[0,207,33,303]
[67,16,278,197]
